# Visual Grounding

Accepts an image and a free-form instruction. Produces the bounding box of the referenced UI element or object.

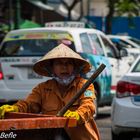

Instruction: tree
[105,0,140,34]
[60,0,82,20]
[105,0,117,34]
[115,0,140,17]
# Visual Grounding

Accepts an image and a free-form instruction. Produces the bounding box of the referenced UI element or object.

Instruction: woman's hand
[0,105,18,119]
[64,110,80,121]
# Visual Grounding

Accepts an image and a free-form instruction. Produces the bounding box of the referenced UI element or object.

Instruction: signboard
[45,21,85,28]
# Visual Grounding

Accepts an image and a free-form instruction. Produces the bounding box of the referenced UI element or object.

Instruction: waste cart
[0,112,77,140]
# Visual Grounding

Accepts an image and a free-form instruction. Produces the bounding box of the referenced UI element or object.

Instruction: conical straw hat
[33,43,91,76]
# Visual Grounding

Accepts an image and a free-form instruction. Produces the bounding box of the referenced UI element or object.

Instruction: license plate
[133,96,140,102]
[28,68,42,79]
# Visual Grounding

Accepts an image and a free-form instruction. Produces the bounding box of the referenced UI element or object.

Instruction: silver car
[111,55,140,140]
[108,35,140,59]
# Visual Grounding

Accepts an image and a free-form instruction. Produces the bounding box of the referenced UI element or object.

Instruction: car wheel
[111,131,127,140]
[112,130,120,140]
[112,131,133,140]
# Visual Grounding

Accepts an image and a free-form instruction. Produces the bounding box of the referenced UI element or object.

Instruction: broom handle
[57,63,106,117]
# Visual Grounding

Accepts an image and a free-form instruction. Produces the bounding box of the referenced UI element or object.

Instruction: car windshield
[129,37,140,46]
[132,59,140,72]
[0,32,75,57]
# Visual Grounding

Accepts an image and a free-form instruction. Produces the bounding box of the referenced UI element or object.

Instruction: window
[0,32,76,57]
[88,33,104,55]
[119,40,134,48]
[111,39,128,51]
[80,33,93,54]
[129,37,140,46]
[101,35,117,58]
[132,60,140,72]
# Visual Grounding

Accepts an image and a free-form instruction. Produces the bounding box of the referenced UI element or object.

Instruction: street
[96,106,140,140]
[96,106,111,140]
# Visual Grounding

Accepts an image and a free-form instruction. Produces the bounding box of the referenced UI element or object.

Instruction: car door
[99,34,130,95]
[78,32,112,104]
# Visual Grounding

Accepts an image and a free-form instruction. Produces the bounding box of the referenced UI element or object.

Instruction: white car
[0,27,130,116]
[108,35,140,59]
[86,29,131,95]
[0,27,113,110]
[111,55,140,140]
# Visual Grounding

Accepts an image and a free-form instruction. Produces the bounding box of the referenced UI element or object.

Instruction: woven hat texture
[33,43,91,76]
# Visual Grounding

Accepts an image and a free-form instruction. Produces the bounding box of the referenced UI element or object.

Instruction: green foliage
[105,0,140,33]
[114,0,140,28]
[0,23,9,33]
[115,0,140,17]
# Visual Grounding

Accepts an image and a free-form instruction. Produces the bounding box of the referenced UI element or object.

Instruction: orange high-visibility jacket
[15,77,100,140]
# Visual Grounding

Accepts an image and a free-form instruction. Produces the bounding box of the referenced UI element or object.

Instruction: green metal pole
[9,0,13,30]
[14,0,21,29]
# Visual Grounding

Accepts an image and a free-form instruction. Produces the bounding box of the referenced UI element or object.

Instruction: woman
[0,43,100,140]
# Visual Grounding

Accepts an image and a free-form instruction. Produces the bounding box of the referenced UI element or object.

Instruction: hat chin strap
[53,74,75,86]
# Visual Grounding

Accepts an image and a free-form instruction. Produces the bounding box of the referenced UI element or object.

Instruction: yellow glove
[64,110,80,121]
[0,105,18,119]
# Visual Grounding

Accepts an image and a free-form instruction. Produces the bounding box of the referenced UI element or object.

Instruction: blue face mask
[53,74,75,86]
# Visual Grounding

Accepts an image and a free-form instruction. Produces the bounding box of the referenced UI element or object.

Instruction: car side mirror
[120,49,128,57]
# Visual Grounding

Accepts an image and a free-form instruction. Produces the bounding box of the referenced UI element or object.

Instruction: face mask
[53,74,75,86]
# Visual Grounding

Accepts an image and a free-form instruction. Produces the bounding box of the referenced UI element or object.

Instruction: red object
[0,63,3,80]
[116,81,140,97]
[0,112,77,131]
[0,112,77,140]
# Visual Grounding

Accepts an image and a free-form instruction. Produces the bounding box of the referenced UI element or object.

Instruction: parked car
[111,55,140,140]
[108,35,140,59]
[107,36,134,66]
[0,27,132,117]
[0,27,112,114]
[85,29,131,96]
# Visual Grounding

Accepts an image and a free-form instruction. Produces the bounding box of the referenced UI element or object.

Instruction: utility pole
[14,0,21,29]
[87,0,90,22]
[61,0,80,21]
[9,0,13,30]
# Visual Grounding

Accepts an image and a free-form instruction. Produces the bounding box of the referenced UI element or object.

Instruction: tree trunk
[61,0,81,21]
[105,13,113,34]
[105,0,116,34]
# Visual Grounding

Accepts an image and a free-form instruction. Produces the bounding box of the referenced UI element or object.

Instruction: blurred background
[0,1,140,140]
[0,0,140,42]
